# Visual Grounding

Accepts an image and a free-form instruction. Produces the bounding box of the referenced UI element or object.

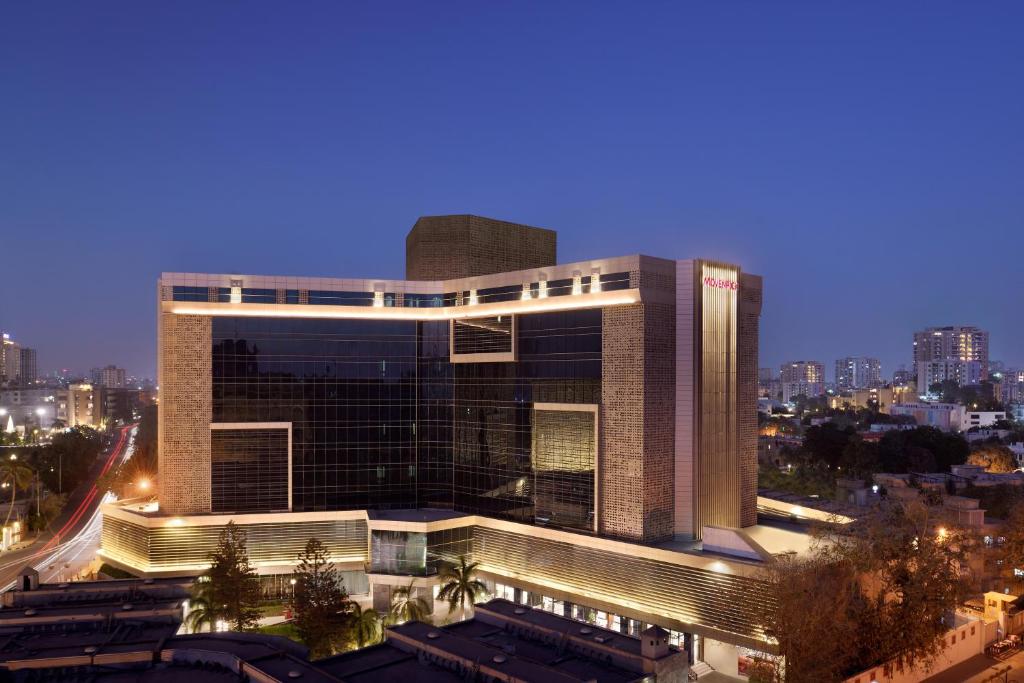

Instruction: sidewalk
[923,651,1023,683]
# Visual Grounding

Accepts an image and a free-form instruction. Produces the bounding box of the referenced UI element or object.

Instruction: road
[0,424,136,589]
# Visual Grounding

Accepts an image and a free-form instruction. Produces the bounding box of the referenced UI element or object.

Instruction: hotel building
[101,215,784,676]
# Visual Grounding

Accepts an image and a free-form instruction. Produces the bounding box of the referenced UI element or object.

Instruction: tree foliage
[758,501,972,681]
[203,522,262,631]
[388,581,430,624]
[753,554,858,683]
[966,444,1018,473]
[436,556,489,620]
[348,602,382,648]
[877,427,968,474]
[291,538,349,658]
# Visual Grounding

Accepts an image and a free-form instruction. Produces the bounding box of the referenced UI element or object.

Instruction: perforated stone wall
[158,313,212,515]
[600,297,675,543]
[738,274,763,527]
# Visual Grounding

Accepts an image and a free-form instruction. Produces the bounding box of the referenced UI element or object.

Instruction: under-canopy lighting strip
[167,290,641,320]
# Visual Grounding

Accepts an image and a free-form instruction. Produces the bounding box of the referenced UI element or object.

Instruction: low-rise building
[890,402,965,431]
[828,386,899,413]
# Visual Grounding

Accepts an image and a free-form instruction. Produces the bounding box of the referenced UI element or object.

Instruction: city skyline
[3,3,1023,379]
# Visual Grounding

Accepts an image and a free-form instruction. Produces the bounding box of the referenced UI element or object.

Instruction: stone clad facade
[405,214,556,280]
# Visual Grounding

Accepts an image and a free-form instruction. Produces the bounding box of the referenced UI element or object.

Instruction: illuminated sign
[703,276,738,291]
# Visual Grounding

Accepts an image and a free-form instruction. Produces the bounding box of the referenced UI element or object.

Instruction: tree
[822,500,972,676]
[348,602,382,648]
[203,521,262,631]
[878,427,968,474]
[753,554,858,683]
[759,501,973,681]
[185,577,222,633]
[291,538,349,658]
[436,556,489,621]
[1000,502,1024,591]
[388,581,430,624]
[0,458,34,529]
[802,423,856,469]
[966,444,1018,473]
[840,436,880,479]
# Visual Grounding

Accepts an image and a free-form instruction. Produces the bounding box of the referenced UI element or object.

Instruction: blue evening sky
[1,2,1021,380]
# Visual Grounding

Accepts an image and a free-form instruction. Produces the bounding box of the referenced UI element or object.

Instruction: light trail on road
[1,424,137,590]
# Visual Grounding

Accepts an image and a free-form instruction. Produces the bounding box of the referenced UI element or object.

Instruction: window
[452,316,513,355]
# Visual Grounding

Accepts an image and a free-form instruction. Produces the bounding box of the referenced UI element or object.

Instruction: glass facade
[369,527,472,576]
[212,317,418,512]
[209,309,601,532]
[211,428,289,513]
[453,310,601,531]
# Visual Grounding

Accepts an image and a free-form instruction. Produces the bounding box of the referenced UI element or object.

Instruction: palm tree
[388,581,430,625]
[348,601,382,648]
[0,458,34,530]
[185,579,221,633]
[436,556,489,622]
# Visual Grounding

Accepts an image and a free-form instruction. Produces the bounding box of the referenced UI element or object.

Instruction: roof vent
[84,646,98,655]
[492,655,507,664]
[122,603,133,611]
[23,609,36,616]
[513,608,527,615]
[579,627,592,635]
[58,583,69,589]
[287,671,302,679]
[144,579,154,585]
[594,635,607,643]
[427,631,441,639]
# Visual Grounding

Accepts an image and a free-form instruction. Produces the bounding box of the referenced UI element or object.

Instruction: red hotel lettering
[703,276,738,290]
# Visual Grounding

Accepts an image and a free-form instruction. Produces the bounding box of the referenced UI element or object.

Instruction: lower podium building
[101,215,787,677]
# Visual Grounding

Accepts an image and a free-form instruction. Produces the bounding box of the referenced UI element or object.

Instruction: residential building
[758,367,780,399]
[827,386,897,413]
[835,356,882,392]
[92,364,128,388]
[67,383,100,428]
[890,402,966,431]
[914,326,990,389]
[780,360,824,402]
[962,410,1007,430]
[101,214,776,672]
[888,403,1006,432]
[1000,369,1024,405]
[919,359,984,391]
[17,347,36,384]
[0,387,66,430]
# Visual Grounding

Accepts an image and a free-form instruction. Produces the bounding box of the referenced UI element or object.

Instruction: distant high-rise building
[893,366,913,387]
[913,326,989,390]
[1001,369,1024,405]
[780,361,825,402]
[0,333,21,386]
[91,365,127,389]
[835,357,882,392]
[17,348,37,385]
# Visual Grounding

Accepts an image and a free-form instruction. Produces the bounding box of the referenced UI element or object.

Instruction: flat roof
[0,599,182,622]
[317,644,462,682]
